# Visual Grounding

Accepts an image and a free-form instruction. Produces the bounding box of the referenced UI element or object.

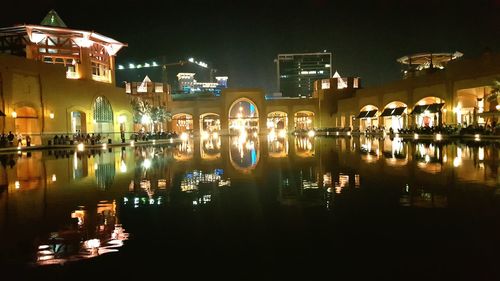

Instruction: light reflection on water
[0,135,498,266]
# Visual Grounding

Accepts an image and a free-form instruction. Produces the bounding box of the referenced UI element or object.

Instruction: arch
[412,96,446,127]
[267,111,288,131]
[380,101,408,132]
[199,112,221,137]
[93,96,113,133]
[294,111,315,131]
[357,105,379,131]
[172,113,193,134]
[229,135,259,173]
[14,106,41,145]
[228,98,259,135]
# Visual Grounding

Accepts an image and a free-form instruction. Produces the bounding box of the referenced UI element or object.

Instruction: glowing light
[424,110,430,115]
[128,63,135,69]
[94,163,98,170]
[496,104,500,111]
[85,239,101,249]
[474,134,480,141]
[443,155,447,162]
[188,57,194,62]
[142,159,152,169]
[201,131,209,140]
[118,65,124,70]
[435,133,442,141]
[212,132,219,139]
[77,143,84,151]
[130,140,135,147]
[414,133,419,140]
[425,155,430,163]
[253,132,258,138]
[51,174,56,182]
[49,112,55,119]
[152,61,158,67]
[120,161,127,173]
[118,115,126,124]
[102,143,107,150]
[11,111,17,118]
[15,181,20,189]
[278,129,287,138]
[144,63,150,68]
[307,130,315,137]
[478,147,484,161]
[453,157,460,167]
[141,115,151,124]
[180,132,189,141]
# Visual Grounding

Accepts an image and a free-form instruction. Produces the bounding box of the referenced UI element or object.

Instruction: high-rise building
[275,52,332,97]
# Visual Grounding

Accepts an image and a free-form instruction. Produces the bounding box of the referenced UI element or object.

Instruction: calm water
[1,135,499,279]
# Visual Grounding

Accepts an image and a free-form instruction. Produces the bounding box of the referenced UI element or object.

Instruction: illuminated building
[275,52,332,97]
[0,10,132,143]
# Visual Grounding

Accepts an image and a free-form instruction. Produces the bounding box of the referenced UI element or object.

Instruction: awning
[356,111,369,118]
[380,107,407,117]
[411,104,429,115]
[365,110,378,118]
[427,103,445,113]
[392,107,407,116]
[379,108,393,117]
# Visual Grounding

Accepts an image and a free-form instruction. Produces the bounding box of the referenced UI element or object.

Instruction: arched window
[93,96,113,123]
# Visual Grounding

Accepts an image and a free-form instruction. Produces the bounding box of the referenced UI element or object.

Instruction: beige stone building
[0,10,133,144]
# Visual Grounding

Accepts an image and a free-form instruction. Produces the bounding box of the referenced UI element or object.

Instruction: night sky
[2,0,499,93]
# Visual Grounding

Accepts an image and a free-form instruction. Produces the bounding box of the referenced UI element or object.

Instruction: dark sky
[2,0,500,93]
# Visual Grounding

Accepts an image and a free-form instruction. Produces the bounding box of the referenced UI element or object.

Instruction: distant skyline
[2,0,499,93]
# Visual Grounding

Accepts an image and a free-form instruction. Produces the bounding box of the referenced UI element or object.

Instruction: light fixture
[49,111,55,119]
[11,111,17,118]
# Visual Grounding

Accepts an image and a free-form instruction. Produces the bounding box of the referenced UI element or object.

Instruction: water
[0,135,499,279]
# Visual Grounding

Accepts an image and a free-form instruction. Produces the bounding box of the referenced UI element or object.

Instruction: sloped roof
[40,10,67,27]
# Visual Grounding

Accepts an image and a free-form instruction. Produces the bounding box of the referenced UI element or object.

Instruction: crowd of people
[0,131,31,147]
[131,130,179,141]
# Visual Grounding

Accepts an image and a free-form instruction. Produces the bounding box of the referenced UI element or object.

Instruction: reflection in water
[36,200,128,265]
[0,137,498,268]
[230,135,259,172]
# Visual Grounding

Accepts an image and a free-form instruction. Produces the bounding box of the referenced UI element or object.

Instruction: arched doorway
[172,113,193,134]
[411,97,445,127]
[228,98,259,135]
[357,105,379,131]
[71,111,87,133]
[199,113,221,137]
[14,106,41,145]
[93,96,113,133]
[456,92,478,126]
[294,111,314,131]
[379,101,407,132]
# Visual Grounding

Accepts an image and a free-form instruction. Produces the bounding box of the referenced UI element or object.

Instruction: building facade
[0,10,133,144]
[276,52,332,98]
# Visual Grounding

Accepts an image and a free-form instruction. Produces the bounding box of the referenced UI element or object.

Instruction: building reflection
[229,135,259,172]
[36,200,128,265]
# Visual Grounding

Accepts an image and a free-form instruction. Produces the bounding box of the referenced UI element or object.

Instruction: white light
[130,140,135,147]
[118,65,124,70]
[51,174,56,182]
[137,64,142,69]
[188,58,194,63]
[212,132,219,139]
[453,157,460,167]
[414,133,419,140]
[49,112,55,119]
[278,129,287,138]
[120,160,127,173]
[435,133,442,141]
[201,131,209,140]
[102,143,107,150]
[15,181,20,189]
[142,159,152,169]
[478,147,484,161]
[180,132,189,141]
[141,115,151,124]
[144,63,150,68]
[77,143,84,151]
[152,61,158,67]
[11,111,17,118]
[253,132,258,138]
[129,63,135,69]
[496,104,500,111]
[424,110,430,115]
[425,155,430,163]
[85,239,101,249]
[118,115,126,124]
[474,134,481,141]
[308,130,315,137]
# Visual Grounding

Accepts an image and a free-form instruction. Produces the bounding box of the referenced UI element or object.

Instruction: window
[93,96,113,123]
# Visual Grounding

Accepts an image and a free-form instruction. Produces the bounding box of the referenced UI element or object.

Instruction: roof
[397,52,463,65]
[40,10,67,27]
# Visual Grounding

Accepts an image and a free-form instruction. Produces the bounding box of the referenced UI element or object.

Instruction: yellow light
[253,132,258,138]
[102,143,107,150]
[474,134,480,141]
[212,132,219,139]
[307,130,315,137]
[15,181,20,189]
[180,132,189,141]
[453,157,460,167]
[496,104,500,111]
[77,143,84,151]
[130,140,135,147]
[49,112,54,119]
[414,133,419,140]
[278,129,287,138]
[51,174,57,182]
[120,160,127,173]
[201,131,209,140]
[11,111,17,118]
[118,115,126,124]
[435,133,442,141]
